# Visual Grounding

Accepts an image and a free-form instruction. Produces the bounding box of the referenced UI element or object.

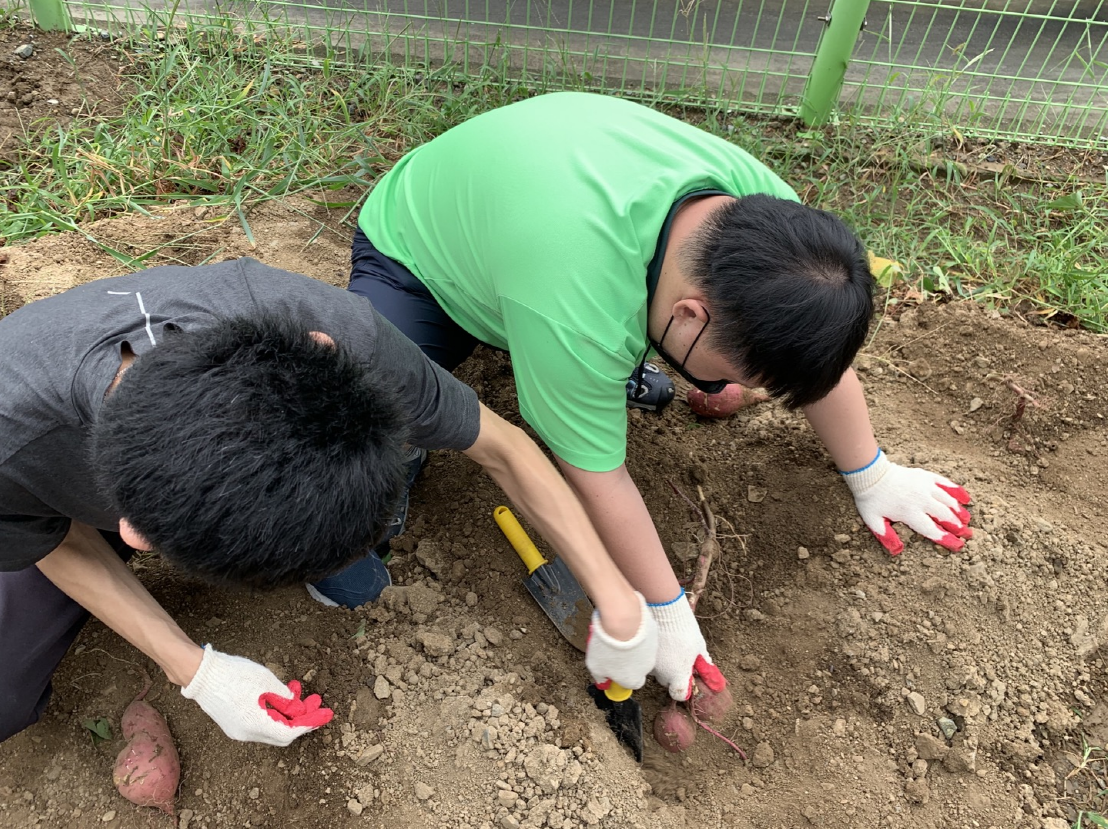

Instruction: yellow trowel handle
[604,682,632,702]
[493,506,548,575]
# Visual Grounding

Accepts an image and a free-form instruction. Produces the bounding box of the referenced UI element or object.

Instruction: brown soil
[2,24,1108,829]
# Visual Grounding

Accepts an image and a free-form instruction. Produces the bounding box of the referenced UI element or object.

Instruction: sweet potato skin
[690,684,734,724]
[113,684,180,815]
[653,706,696,753]
[686,384,768,418]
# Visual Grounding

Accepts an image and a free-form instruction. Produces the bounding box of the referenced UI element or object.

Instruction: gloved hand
[585,592,658,691]
[649,590,726,701]
[182,645,333,746]
[842,449,973,556]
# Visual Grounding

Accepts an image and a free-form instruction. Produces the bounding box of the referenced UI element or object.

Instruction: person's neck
[105,347,136,398]
[649,195,732,340]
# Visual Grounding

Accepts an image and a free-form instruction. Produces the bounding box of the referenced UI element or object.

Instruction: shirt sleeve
[366,306,482,451]
[0,515,70,571]
[500,298,630,472]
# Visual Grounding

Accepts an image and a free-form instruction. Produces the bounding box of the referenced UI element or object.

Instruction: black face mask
[649,311,729,394]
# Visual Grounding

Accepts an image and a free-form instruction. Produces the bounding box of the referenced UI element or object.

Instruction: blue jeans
[309,549,392,609]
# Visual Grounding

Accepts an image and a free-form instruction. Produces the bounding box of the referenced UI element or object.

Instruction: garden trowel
[492,506,644,763]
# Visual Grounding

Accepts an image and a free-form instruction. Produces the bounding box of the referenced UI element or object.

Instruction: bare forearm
[556,460,681,604]
[35,522,204,686]
[802,368,880,471]
[464,407,642,639]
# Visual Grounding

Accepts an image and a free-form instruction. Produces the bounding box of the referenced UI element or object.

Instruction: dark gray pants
[348,227,478,371]
[0,531,132,742]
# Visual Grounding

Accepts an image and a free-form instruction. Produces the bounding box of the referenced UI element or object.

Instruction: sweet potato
[653,705,696,753]
[690,684,734,724]
[113,675,179,816]
[686,384,768,418]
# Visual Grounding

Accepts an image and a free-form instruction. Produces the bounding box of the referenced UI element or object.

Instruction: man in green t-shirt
[350,92,973,702]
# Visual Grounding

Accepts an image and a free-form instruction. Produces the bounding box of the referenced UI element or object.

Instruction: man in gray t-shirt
[1,259,656,747]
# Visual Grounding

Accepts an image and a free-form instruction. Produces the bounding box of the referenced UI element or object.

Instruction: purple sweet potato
[113,675,180,816]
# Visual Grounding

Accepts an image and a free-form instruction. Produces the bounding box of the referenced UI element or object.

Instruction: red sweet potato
[690,684,734,724]
[686,384,769,418]
[113,675,180,816]
[653,705,696,753]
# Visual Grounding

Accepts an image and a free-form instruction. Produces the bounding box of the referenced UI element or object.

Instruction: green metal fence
[34,0,1108,146]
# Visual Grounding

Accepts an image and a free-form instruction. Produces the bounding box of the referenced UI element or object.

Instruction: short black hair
[684,194,874,409]
[92,313,408,588]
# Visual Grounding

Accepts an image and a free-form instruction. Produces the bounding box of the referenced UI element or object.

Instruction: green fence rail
[49,0,1108,146]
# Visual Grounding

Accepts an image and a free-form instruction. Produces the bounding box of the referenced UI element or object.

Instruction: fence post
[800,0,870,126]
[28,0,73,31]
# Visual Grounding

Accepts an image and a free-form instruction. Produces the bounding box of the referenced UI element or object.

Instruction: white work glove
[649,590,726,701]
[585,592,657,691]
[182,645,333,746]
[842,449,973,556]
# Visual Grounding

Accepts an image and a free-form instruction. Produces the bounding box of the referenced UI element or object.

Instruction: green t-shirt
[358,92,799,471]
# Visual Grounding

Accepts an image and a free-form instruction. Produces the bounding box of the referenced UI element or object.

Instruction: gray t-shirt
[0,258,481,570]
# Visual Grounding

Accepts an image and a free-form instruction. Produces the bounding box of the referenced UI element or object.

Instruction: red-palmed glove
[649,590,726,701]
[842,449,973,556]
[585,592,658,691]
[182,645,333,746]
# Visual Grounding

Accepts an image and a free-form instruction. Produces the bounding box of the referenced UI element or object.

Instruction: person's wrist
[840,448,889,495]
[596,589,644,642]
[164,640,207,688]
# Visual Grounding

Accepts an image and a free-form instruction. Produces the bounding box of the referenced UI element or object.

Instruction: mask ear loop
[679,308,711,371]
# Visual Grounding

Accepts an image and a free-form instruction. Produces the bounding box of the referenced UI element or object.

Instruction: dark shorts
[349,227,479,372]
[0,530,133,742]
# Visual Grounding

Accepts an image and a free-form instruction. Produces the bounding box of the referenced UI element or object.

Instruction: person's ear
[672,297,710,325]
[119,518,154,551]
[309,331,336,348]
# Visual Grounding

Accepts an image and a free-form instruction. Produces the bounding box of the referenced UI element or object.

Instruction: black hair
[92,313,408,588]
[683,194,874,409]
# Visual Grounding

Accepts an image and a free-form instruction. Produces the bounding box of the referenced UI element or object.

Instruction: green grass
[1,16,1106,330]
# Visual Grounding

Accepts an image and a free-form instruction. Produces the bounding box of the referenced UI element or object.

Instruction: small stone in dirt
[751,741,775,768]
[406,584,444,615]
[466,592,478,607]
[355,744,385,766]
[942,747,976,774]
[374,675,391,700]
[178,809,194,829]
[415,539,451,579]
[484,627,504,646]
[914,733,949,761]
[101,811,116,823]
[524,744,568,793]
[500,817,521,829]
[968,397,984,412]
[797,546,810,559]
[903,778,930,805]
[832,718,847,737]
[417,630,455,657]
[937,717,958,739]
[347,799,364,816]
[906,692,927,716]
[946,695,982,720]
[746,486,766,503]
[415,782,434,800]
[14,44,34,59]
[497,790,518,806]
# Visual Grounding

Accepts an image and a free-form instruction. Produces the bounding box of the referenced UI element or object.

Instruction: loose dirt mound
[1,197,1106,829]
